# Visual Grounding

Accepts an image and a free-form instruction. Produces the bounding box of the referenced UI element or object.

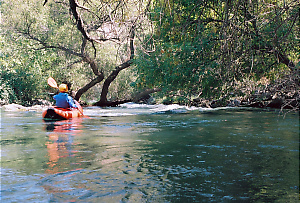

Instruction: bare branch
[81,37,87,55]
[43,0,48,6]
[19,28,83,57]
[69,0,92,42]
[82,55,102,76]
[98,22,136,104]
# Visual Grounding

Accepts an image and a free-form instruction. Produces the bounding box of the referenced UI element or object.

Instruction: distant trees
[134,0,299,102]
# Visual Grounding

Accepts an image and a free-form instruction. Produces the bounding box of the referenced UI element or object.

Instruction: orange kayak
[42,101,83,120]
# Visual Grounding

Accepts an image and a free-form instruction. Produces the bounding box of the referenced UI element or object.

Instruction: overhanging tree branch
[96,24,136,105]
[19,25,105,99]
[19,29,83,57]
[41,0,152,105]
[75,75,104,101]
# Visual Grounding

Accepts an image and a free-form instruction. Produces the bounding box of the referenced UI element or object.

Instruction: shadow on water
[0,107,299,202]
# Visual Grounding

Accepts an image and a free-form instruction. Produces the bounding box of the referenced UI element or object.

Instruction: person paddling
[53,84,78,109]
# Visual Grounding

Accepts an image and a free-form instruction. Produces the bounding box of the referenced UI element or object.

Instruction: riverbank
[1,103,49,112]
[1,74,299,112]
[1,93,298,113]
[183,74,299,112]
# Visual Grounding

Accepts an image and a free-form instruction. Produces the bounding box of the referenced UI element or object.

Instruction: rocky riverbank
[1,99,52,111]
[2,74,299,112]
[1,103,49,112]
[191,74,299,111]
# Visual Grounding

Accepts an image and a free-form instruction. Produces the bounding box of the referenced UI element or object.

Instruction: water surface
[1,104,299,202]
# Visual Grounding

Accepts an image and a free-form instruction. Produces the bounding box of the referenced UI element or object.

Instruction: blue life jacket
[53,93,77,108]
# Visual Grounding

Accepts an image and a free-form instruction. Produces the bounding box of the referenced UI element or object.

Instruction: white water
[83,102,236,117]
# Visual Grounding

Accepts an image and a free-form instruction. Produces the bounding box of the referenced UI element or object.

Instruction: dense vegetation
[134,0,299,105]
[0,0,299,109]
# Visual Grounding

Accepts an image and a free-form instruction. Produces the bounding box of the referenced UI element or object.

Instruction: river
[1,103,299,202]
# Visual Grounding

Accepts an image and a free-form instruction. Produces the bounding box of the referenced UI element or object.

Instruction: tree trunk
[75,75,104,101]
[274,50,297,72]
[94,99,132,107]
[94,88,161,107]
[98,60,132,104]
[94,25,135,107]
[132,88,161,103]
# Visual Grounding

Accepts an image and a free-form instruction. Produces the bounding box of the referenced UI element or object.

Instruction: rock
[191,98,211,108]
[31,99,52,106]
[2,103,50,112]
[227,99,241,107]
[199,100,211,108]
[28,105,49,111]
[2,103,28,111]
[210,97,227,108]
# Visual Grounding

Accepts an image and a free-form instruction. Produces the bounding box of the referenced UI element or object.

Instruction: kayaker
[53,84,78,109]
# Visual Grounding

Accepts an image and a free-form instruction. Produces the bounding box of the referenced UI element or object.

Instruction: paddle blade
[48,77,58,88]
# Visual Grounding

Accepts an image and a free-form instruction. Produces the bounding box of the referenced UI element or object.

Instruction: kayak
[42,101,83,120]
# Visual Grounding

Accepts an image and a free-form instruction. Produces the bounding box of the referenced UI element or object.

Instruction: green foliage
[1,0,140,105]
[0,1,67,104]
[0,34,51,105]
[0,78,17,105]
[134,0,299,102]
[0,0,298,106]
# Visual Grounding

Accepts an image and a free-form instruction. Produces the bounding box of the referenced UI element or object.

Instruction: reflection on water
[1,105,299,202]
[44,119,84,174]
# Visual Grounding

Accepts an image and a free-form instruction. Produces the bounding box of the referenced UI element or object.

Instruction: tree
[1,0,152,106]
[134,0,299,102]
[0,21,62,105]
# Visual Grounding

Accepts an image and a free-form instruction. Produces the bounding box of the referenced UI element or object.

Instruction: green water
[1,104,299,202]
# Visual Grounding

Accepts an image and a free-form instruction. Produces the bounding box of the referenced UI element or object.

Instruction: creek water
[1,103,299,202]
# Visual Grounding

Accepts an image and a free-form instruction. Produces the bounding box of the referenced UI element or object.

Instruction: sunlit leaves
[134,0,299,101]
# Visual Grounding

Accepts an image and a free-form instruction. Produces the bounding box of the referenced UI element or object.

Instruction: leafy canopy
[134,0,299,100]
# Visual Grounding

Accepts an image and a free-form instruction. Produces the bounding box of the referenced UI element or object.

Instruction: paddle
[47,77,89,118]
[48,77,58,89]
